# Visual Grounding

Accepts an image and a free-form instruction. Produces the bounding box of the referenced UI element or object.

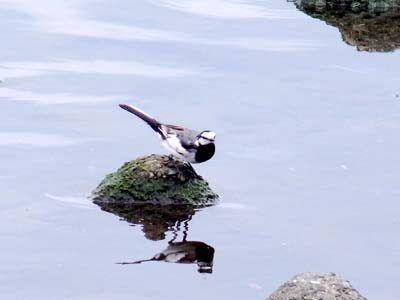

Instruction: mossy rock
[92,154,218,206]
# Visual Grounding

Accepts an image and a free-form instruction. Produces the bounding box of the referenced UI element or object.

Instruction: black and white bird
[119,104,216,163]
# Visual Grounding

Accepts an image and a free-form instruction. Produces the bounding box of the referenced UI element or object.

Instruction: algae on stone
[92,154,218,206]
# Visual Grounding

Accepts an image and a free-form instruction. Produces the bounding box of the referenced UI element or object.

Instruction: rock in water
[92,154,218,206]
[267,272,366,300]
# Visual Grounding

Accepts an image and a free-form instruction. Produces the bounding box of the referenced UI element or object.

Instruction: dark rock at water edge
[295,0,400,14]
[294,0,400,52]
[92,154,218,206]
[267,272,367,300]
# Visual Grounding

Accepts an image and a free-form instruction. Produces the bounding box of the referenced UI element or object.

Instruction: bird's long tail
[119,104,164,136]
[116,258,156,265]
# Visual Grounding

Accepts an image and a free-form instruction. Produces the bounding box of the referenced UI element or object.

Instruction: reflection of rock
[295,0,400,52]
[92,154,218,206]
[94,202,196,241]
[93,155,218,272]
[118,241,215,273]
[267,272,366,300]
[95,202,216,273]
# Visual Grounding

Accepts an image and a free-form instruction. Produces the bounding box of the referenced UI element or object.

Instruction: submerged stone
[267,272,366,300]
[92,154,218,206]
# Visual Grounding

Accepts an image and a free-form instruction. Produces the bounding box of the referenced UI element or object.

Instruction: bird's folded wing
[165,124,184,131]
[180,139,197,150]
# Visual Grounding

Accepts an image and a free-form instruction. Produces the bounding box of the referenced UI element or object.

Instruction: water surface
[1,1,400,299]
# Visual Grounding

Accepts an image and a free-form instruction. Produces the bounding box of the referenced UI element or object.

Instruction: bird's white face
[197,131,216,145]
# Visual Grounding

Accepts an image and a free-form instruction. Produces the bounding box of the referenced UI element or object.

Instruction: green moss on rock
[92,154,218,206]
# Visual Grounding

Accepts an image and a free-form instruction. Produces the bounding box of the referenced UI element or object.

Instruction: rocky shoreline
[294,0,400,51]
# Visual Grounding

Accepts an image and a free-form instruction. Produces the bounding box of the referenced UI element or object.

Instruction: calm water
[1,1,400,299]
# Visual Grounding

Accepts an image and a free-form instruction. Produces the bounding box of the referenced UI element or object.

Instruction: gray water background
[1,0,400,299]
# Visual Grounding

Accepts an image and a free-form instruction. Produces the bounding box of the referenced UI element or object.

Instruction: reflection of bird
[119,104,216,163]
[117,241,215,273]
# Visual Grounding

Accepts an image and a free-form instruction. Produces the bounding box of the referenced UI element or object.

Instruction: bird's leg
[173,156,190,175]
[173,157,179,172]
[183,160,192,168]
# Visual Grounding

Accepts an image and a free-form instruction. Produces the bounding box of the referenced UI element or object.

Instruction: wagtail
[119,104,216,163]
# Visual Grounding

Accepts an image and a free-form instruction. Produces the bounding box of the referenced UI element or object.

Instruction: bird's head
[197,130,216,145]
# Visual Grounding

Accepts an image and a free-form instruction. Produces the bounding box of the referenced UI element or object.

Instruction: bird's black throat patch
[195,143,215,163]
